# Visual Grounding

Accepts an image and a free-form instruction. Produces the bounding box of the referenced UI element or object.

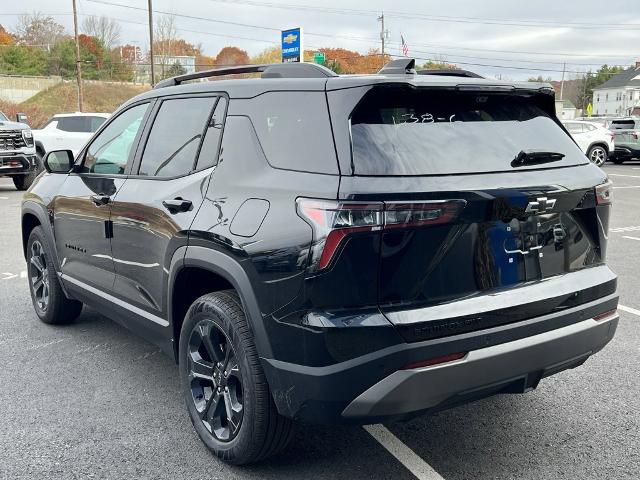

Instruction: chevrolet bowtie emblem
[525,197,557,214]
[283,33,297,44]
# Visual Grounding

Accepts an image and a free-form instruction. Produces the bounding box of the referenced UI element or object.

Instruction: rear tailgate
[327,83,614,340]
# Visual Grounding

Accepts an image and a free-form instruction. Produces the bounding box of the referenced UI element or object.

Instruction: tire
[12,166,41,191]
[12,175,28,191]
[587,145,608,166]
[27,226,83,324]
[612,157,625,165]
[179,290,295,465]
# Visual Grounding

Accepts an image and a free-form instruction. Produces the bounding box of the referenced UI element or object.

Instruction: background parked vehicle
[32,112,110,159]
[575,116,618,129]
[0,110,40,190]
[562,120,614,166]
[608,117,640,163]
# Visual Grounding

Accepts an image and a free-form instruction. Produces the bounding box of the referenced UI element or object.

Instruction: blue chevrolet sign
[281,28,303,63]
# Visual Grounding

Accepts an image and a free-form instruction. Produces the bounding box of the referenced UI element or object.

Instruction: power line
[83,0,639,62]
[207,0,640,31]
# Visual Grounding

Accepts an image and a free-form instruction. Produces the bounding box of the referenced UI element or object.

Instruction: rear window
[610,120,638,130]
[350,87,587,175]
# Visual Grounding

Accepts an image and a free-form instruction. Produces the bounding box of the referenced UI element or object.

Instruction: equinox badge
[525,197,556,214]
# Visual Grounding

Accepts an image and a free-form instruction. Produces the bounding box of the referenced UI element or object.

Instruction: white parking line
[364,424,445,480]
[610,226,640,233]
[613,185,640,189]
[622,236,640,242]
[608,173,640,179]
[0,196,8,200]
[619,305,640,317]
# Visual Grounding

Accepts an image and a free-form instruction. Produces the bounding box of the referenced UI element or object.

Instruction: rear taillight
[297,198,466,271]
[384,200,466,229]
[595,181,612,205]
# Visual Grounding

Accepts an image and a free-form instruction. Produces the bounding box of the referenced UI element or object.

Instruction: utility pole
[148,0,155,86]
[377,13,389,67]
[559,62,566,101]
[72,0,83,111]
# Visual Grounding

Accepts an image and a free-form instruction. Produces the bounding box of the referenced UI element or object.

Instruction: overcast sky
[3,0,639,79]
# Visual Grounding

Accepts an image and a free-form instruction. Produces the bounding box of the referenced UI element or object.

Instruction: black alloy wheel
[188,318,244,442]
[179,291,295,465]
[26,226,83,325]
[29,239,50,313]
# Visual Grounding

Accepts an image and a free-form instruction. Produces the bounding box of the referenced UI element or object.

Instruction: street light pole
[72,0,83,111]
[148,0,155,86]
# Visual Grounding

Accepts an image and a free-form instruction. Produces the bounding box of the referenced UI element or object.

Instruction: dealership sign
[281,28,303,63]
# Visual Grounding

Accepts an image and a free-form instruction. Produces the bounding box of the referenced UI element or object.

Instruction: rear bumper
[612,146,640,159]
[342,313,618,419]
[261,290,618,424]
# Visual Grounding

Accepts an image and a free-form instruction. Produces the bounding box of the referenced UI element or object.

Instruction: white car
[562,120,615,166]
[33,112,110,158]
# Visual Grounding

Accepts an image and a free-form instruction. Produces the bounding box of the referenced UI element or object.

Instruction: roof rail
[378,58,416,75]
[417,69,484,79]
[153,62,337,89]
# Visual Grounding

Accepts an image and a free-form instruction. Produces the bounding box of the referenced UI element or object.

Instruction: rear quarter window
[244,91,338,174]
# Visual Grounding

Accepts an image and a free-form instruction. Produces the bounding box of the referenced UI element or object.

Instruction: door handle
[90,194,110,206]
[162,198,192,214]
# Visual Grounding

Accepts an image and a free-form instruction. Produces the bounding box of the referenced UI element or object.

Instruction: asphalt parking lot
[1,164,639,480]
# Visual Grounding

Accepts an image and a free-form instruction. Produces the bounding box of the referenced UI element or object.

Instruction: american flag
[401,35,408,56]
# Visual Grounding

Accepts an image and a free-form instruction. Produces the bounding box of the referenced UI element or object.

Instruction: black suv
[22,59,619,465]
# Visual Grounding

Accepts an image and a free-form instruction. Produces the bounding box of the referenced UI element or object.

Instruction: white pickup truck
[33,112,110,158]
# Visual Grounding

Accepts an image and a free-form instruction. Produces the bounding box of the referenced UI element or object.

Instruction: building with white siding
[592,62,640,116]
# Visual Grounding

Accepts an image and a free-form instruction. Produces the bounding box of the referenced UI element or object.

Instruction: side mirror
[43,150,74,174]
[16,113,28,125]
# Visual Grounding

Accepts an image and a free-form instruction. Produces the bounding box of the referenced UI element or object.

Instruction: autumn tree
[420,60,459,70]
[215,46,249,66]
[0,25,15,46]
[82,15,121,49]
[250,45,281,64]
[195,54,215,71]
[15,12,66,47]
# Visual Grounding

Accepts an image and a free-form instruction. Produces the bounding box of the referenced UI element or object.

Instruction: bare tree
[15,11,66,48]
[153,14,178,76]
[82,15,121,49]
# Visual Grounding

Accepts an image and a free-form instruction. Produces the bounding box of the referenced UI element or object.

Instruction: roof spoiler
[418,69,484,79]
[154,62,337,89]
[378,58,416,75]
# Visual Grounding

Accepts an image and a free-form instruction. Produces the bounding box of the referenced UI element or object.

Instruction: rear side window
[58,116,90,132]
[350,87,587,175]
[247,92,338,174]
[138,97,216,177]
[565,123,584,134]
[196,97,227,171]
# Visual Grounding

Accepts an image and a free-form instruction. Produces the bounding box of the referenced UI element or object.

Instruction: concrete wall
[0,75,62,103]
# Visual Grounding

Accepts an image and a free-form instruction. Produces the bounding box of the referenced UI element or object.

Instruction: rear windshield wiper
[511,150,565,168]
